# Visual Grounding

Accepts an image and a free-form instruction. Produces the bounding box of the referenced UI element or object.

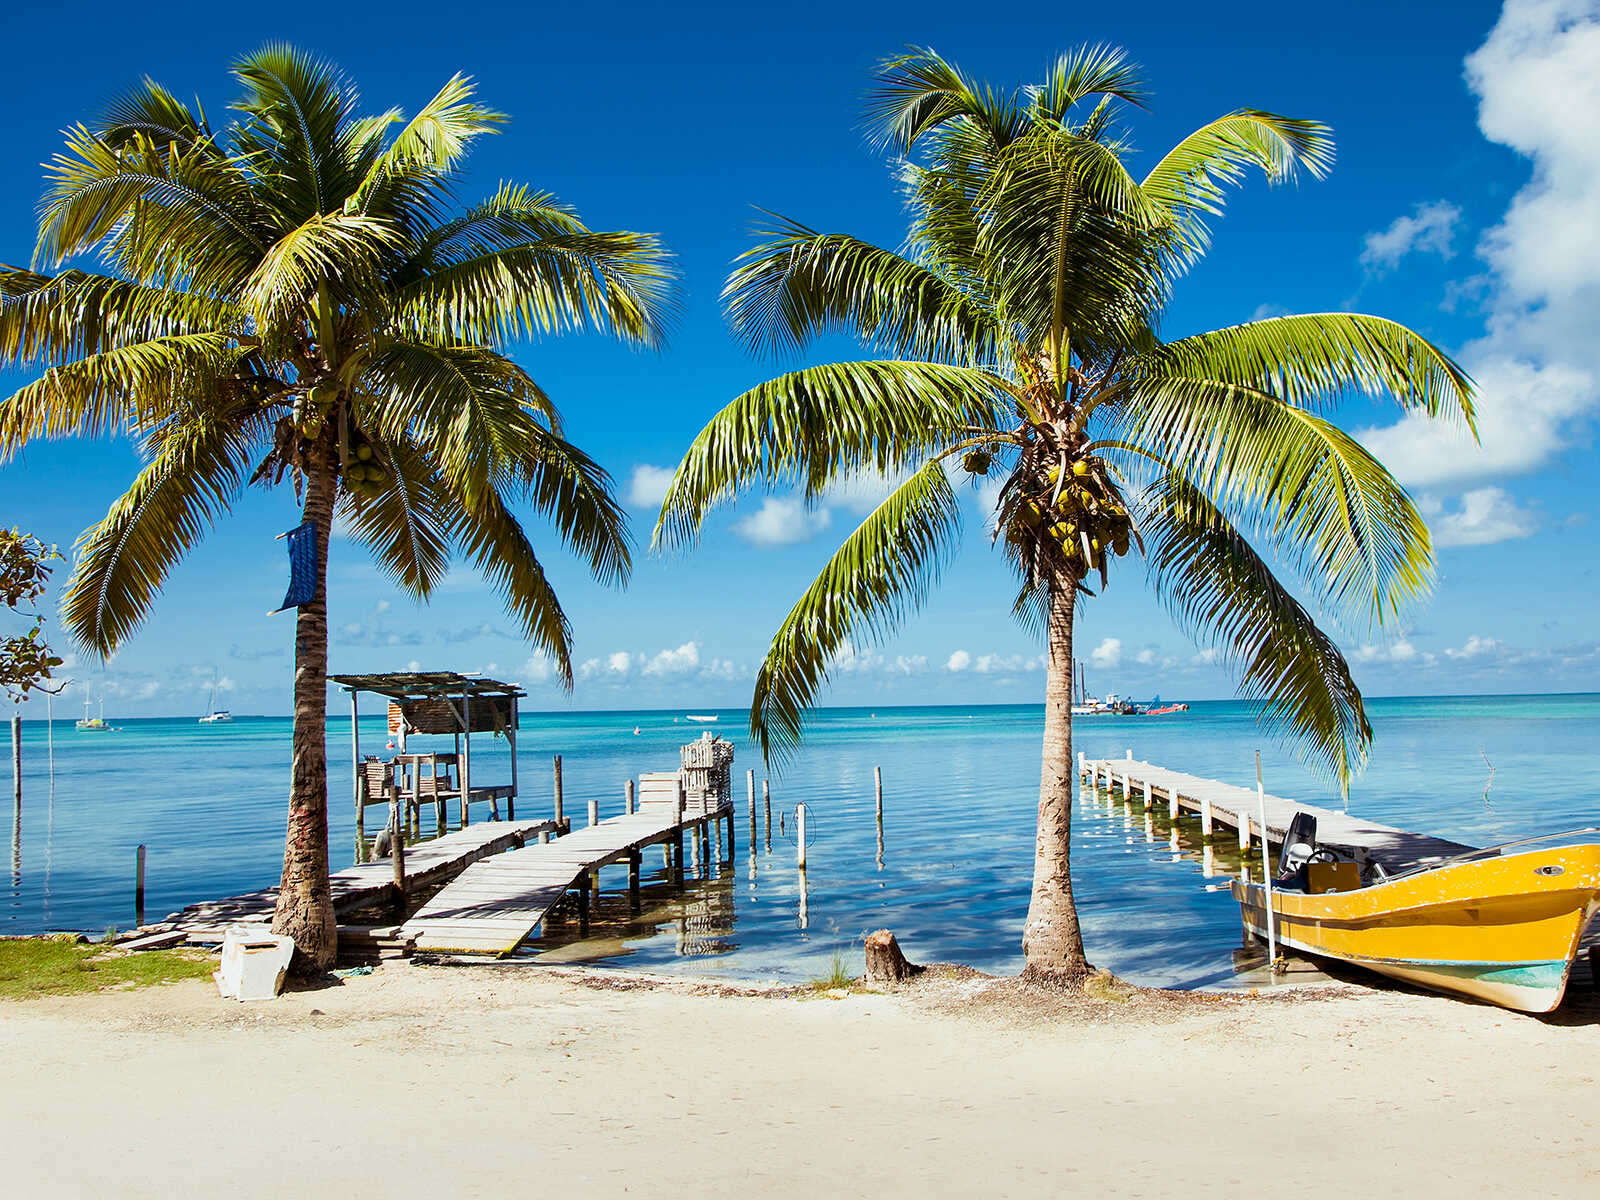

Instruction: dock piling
[628,850,641,912]
[588,798,599,828]
[134,844,146,927]
[762,779,772,848]
[553,754,565,828]
[1200,794,1214,838]
[796,802,808,869]
[625,778,635,814]
[874,765,883,825]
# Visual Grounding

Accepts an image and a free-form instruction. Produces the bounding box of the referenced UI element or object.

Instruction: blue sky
[3,0,1597,717]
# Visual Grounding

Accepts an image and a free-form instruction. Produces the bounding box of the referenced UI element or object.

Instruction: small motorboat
[684,714,718,723]
[1233,813,1600,1014]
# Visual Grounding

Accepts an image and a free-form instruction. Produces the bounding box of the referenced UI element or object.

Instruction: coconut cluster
[1004,458,1131,573]
[283,383,391,500]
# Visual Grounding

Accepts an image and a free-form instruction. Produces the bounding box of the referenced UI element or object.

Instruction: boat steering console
[1275,813,1368,893]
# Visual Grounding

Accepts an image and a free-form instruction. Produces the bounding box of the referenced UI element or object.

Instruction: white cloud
[1356,356,1592,488]
[1422,486,1539,546]
[607,650,633,674]
[973,652,1044,674]
[733,497,832,547]
[1353,639,1435,667]
[642,641,700,676]
[519,654,556,682]
[627,464,676,509]
[1358,4,1600,490]
[1360,200,1462,272]
[1445,634,1501,660]
[1089,637,1123,669]
[945,649,972,672]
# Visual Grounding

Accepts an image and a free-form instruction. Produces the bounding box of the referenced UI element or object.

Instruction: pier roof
[327,670,526,701]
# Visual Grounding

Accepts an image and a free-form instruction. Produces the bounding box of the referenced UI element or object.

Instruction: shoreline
[1,960,1596,1197]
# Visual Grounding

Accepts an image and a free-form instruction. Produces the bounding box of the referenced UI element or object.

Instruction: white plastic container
[214,928,295,1001]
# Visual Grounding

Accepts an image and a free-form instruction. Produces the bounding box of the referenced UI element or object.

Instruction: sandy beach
[1,962,1595,1198]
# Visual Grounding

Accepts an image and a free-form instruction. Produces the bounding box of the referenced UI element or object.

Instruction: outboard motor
[1276,812,1319,886]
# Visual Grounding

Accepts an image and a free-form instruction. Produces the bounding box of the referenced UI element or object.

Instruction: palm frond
[1142,111,1334,259]
[510,427,632,587]
[750,460,961,761]
[61,411,251,655]
[653,359,1009,550]
[1123,375,1436,628]
[442,488,575,687]
[334,434,451,598]
[1028,44,1148,121]
[722,214,1002,363]
[394,190,676,349]
[242,211,399,325]
[353,73,503,216]
[230,43,360,219]
[99,78,216,155]
[1140,473,1370,790]
[0,333,238,460]
[1135,312,1474,420]
[865,48,1027,155]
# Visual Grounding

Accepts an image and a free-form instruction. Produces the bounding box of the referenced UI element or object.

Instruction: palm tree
[0,47,675,969]
[655,47,1473,980]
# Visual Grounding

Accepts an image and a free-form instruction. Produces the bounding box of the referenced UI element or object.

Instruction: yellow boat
[1232,820,1600,1014]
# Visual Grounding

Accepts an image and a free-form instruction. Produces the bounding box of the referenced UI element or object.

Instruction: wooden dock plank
[1081,758,1472,871]
[162,817,559,935]
[402,804,732,956]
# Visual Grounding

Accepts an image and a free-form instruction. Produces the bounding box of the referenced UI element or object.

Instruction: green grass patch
[808,951,857,993]
[0,939,214,1001]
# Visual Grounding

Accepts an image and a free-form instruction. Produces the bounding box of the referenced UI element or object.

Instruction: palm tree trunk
[271,444,339,971]
[1021,561,1090,980]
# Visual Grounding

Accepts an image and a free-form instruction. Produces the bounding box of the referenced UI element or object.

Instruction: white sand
[1,962,1595,1198]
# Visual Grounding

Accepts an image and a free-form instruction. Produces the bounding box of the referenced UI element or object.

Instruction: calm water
[5,695,1599,987]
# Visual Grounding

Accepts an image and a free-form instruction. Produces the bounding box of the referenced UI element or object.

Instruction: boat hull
[1233,842,1600,1013]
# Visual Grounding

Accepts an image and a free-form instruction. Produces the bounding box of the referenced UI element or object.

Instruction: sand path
[1,962,1595,1198]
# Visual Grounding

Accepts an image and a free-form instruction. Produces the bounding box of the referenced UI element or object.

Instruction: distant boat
[199,671,233,724]
[75,694,111,732]
[685,714,718,724]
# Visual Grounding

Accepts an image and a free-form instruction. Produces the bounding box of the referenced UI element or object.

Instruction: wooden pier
[1079,754,1473,873]
[400,776,736,956]
[158,817,559,941]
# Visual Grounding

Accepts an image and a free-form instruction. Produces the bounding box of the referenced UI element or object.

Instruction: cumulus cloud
[519,654,557,682]
[627,464,676,509]
[607,650,633,674]
[642,641,700,676]
[1422,486,1539,546]
[1089,637,1123,669]
[1359,3,1600,491]
[945,649,972,672]
[1357,356,1592,488]
[733,498,832,547]
[1360,200,1463,272]
[973,652,1044,674]
[1353,639,1435,667]
[1445,634,1501,660]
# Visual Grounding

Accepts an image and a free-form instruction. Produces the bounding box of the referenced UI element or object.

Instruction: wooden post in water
[1238,812,1252,852]
[135,844,146,927]
[627,849,641,912]
[762,779,772,847]
[553,754,564,828]
[10,713,20,822]
[625,778,636,815]
[796,802,808,869]
[1200,793,1214,838]
[390,800,405,906]
[588,797,599,827]
[1077,751,1085,777]
[874,766,883,825]
[747,768,756,830]
[1168,787,1180,821]
[673,780,686,886]
[1142,778,1153,811]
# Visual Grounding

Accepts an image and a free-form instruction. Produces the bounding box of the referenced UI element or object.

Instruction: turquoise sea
[5,694,1599,986]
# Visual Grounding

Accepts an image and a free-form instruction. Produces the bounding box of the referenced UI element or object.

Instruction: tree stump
[864,929,919,984]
